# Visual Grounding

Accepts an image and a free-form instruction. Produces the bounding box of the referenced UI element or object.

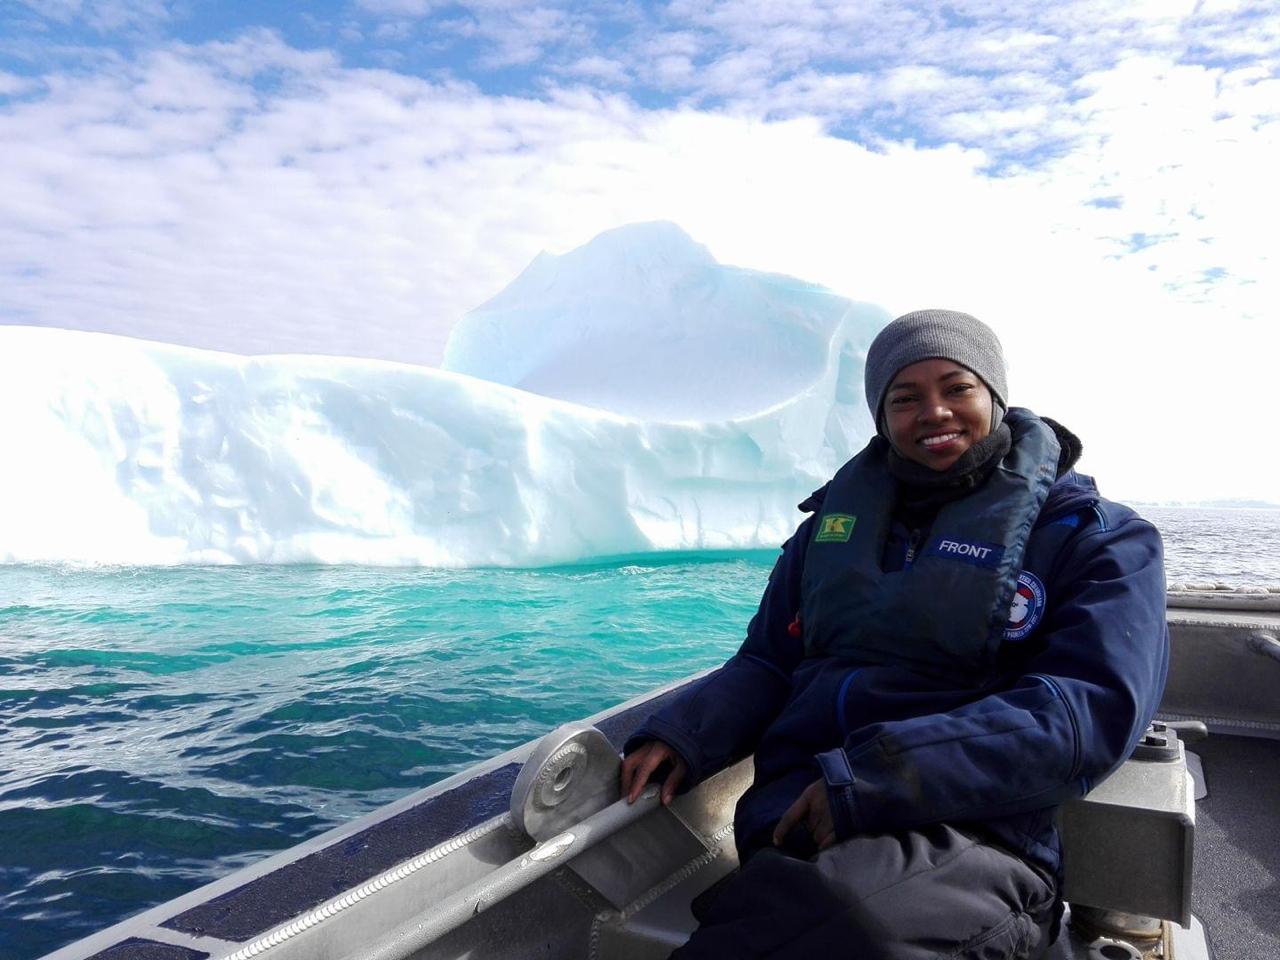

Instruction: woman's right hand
[620,739,688,806]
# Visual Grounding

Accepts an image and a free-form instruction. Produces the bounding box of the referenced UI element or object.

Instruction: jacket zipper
[905,529,923,566]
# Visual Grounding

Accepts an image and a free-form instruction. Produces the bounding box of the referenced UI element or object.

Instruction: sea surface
[2,508,1278,958]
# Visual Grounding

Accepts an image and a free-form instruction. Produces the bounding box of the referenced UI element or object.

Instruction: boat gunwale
[41,670,715,960]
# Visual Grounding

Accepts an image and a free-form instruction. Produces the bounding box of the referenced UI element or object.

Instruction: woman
[621,309,1168,959]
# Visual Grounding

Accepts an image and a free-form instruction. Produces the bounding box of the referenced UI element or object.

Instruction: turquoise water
[0,555,772,958]
[2,509,1279,958]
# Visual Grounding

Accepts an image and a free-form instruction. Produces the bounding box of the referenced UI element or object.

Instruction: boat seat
[1059,721,1197,929]
[598,722,1198,959]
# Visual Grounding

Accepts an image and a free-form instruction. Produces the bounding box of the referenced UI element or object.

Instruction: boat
[41,586,1280,960]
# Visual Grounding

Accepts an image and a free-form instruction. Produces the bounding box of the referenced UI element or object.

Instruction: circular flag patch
[1005,571,1047,642]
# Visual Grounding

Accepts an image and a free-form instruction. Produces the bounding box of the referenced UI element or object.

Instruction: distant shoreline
[1123,501,1280,510]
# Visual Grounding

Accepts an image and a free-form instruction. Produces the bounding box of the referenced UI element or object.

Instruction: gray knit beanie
[865,309,1008,432]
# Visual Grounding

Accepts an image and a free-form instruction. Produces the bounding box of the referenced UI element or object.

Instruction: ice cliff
[0,223,888,566]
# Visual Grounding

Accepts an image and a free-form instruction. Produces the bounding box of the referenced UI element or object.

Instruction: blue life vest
[800,408,1061,684]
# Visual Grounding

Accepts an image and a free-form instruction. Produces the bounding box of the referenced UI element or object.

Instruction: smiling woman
[866,307,1006,466]
[883,361,993,469]
[885,358,993,468]
[622,308,1170,959]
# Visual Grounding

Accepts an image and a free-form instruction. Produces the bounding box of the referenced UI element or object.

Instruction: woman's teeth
[920,433,961,448]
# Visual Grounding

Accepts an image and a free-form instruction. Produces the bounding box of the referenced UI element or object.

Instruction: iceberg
[0,224,889,566]
[443,222,866,422]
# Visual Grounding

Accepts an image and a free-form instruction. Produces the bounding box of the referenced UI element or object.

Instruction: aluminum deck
[1190,734,1280,959]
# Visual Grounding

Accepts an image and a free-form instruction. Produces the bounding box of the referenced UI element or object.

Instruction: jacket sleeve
[624,516,815,787]
[817,513,1169,835]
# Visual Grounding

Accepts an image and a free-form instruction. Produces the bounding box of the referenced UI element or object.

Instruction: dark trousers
[671,824,1057,960]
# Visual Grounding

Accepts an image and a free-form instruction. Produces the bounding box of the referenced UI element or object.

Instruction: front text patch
[815,513,856,543]
[1005,571,1047,641]
[925,536,1006,569]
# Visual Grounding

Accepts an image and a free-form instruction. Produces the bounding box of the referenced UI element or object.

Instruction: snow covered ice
[444,221,865,422]
[0,223,889,566]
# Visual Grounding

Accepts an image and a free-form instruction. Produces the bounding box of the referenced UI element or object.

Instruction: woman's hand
[773,779,837,850]
[620,740,688,806]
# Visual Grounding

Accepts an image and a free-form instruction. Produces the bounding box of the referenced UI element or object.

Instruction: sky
[0,0,1277,503]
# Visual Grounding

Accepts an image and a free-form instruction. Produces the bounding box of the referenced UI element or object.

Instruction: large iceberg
[0,224,888,566]
[443,222,864,422]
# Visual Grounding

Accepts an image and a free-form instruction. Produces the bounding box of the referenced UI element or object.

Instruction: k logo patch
[815,513,856,543]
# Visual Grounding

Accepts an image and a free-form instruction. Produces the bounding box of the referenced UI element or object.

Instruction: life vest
[800,408,1061,684]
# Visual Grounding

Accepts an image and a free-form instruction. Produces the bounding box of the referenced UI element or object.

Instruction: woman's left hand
[773,779,837,850]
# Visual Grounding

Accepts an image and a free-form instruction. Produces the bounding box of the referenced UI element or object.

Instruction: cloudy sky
[1,0,1277,502]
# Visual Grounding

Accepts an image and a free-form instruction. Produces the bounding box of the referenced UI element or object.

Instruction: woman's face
[883,358,993,471]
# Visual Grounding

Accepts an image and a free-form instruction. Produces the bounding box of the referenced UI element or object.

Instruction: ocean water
[2,509,1278,958]
[1141,506,1280,586]
[0,554,768,958]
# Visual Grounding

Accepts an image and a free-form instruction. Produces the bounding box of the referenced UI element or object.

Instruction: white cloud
[311,0,1266,152]
[972,30,1060,55]
[14,0,172,33]
[0,70,38,96]
[473,7,576,68]
[352,0,600,70]
[356,0,434,16]
[371,19,416,42]
[560,55,631,85]
[0,21,1277,500]
[691,48,776,98]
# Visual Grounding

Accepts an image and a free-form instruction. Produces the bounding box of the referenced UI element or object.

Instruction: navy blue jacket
[628,470,1169,878]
